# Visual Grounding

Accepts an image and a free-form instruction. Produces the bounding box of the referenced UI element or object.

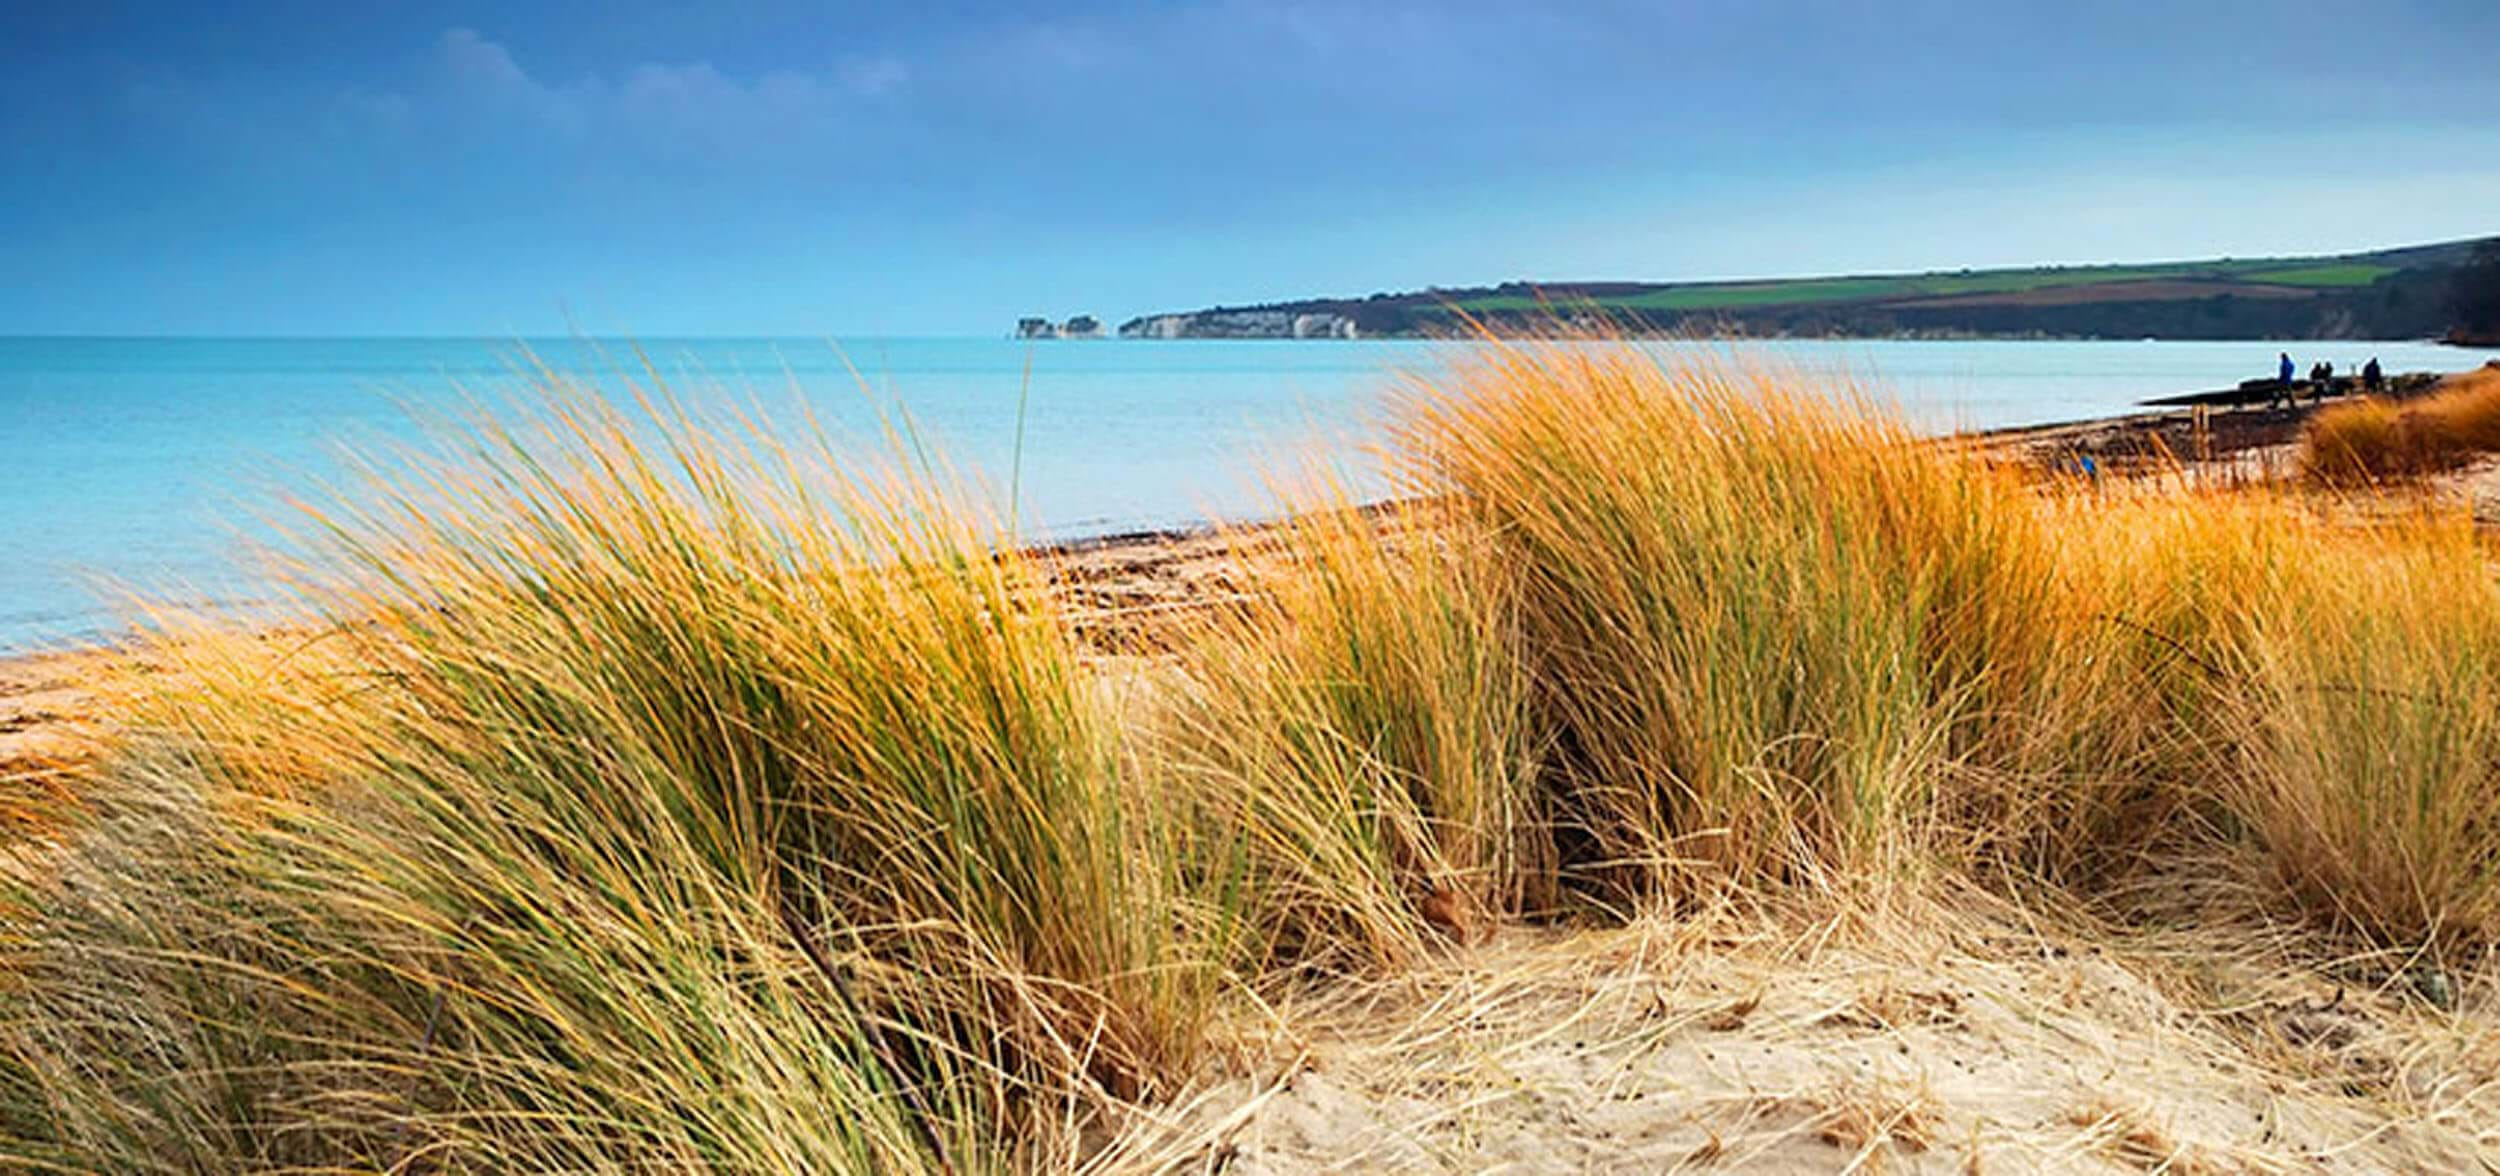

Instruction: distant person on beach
[2364,357,2384,392]
[2277,352,2298,408]
[2280,352,2295,385]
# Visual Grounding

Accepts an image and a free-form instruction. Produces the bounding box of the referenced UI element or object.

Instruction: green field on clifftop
[1448,258,2395,315]
[1134,235,2485,339]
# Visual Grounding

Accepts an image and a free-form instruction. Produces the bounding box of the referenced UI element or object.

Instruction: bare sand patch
[1113,893,2500,1172]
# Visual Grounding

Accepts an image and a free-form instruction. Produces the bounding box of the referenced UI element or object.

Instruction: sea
[0,335,2486,653]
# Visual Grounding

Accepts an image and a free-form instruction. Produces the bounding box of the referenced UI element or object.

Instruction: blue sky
[4,1,2496,335]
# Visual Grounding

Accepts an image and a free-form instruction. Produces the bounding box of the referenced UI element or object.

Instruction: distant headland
[1038,235,2500,343]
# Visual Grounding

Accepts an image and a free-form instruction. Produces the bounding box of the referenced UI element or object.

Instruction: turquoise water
[0,335,2483,652]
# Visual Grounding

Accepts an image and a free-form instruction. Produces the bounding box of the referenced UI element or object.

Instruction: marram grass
[1388,342,2096,902]
[2207,507,2500,944]
[1,377,1219,1171]
[1159,482,1551,975]
[2303,364,2500,482]
[7,342,2500,1171]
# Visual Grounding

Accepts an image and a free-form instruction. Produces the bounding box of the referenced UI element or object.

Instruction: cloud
[430,27,592,132]
[439,28,532,92]
[839,57,911,98]
[337,28,908,149]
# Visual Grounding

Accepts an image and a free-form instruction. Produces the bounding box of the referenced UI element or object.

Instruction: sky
[3,1,2497,336]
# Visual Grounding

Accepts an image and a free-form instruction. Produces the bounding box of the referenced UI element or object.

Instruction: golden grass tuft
[1387,340,2500,945]
[2303,365,2500,483]
[0,376,1219,1170]
[1160,486,1551,975]
[2047,484,2500,945]
[1388,341,2110,902]
[2211,510,2500,946]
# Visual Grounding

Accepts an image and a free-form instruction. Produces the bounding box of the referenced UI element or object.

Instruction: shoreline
[2,375,2484,780]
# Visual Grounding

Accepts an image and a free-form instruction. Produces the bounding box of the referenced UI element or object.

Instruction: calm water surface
[0,335,2484,652]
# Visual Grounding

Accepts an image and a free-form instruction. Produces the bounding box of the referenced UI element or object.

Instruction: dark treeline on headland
[1118,235,2500,343]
